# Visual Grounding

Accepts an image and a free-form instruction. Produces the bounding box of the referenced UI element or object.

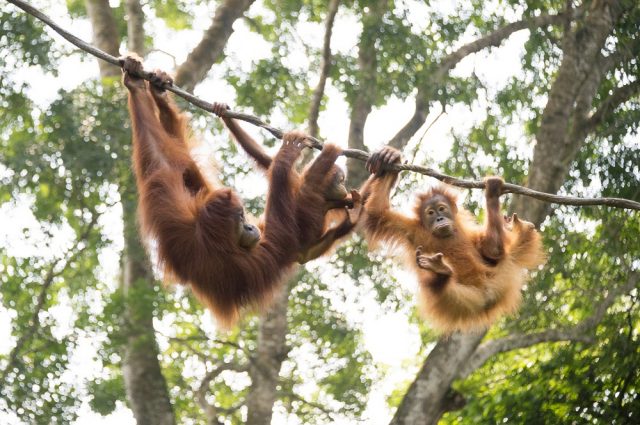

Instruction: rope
[6,0,640,211]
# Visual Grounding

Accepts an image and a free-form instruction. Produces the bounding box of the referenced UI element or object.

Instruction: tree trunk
[390,332,484,425]
[390,3,622,424]
[119,189,176,425]
[511,0,621,220]
[346,0,387,185]
[84,0,120,78]
[307,0,340,139]
[84,1,176,422]
[174,0,256,92]
[245,286,290,425]
[125,0,145,55]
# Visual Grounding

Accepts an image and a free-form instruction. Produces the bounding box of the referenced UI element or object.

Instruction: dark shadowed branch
[457,271,640,380]
[281,391,337,421]
[6,0,640,211]
[197,362,248,425]
[582,80,640,133]
[386,5,584,149]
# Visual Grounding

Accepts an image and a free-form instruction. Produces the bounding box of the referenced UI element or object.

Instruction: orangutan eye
[426,209,435,216]
[438,206,446,212]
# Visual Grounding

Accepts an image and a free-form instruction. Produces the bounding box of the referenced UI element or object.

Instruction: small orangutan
[121,54,304,327]
[364,146,545,332]
[211,103,361,263]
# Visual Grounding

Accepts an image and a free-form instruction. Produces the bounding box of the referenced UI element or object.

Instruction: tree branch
[387,8,582,149]
[281,391,336,421]
[582,79,640,134]
[7,0,640,211]
[409,108,445,163]
[439,10,580,76]
[174,0,255,92]
[457,271,640,380]
[196,362,248,424]
[387,96,430,150]
[165,333,254,360]
[307,0,340,138]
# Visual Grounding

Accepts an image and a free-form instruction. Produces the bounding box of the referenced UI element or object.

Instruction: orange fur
[215,108,360,263]
[122,57,299,327]
[364,172,545,333]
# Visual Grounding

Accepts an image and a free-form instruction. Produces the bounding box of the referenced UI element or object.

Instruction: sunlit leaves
[0,252,81,423]
[151,0,192,30]
[0,10,56,70]
[228,57,312,122]
[287,269,373,419]
[1,79,129,224]
[2,0,639,423]
[0,62,127,423]
[87,375,125,416]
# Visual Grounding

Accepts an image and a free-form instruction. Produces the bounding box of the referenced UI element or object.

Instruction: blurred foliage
[151,0,193,30]
[0,70,123,422]
[432,0,640,422]
[286,268,374,420]
[0,9,56,72]
[228,56,313,122]
[1,0,639,424]
[444,209,640,424]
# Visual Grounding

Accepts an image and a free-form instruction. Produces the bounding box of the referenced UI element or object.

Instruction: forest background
[0,0,639,424]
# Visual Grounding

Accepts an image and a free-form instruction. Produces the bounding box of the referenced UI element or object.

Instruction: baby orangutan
[364,146,545,332]
[211,102,361,264]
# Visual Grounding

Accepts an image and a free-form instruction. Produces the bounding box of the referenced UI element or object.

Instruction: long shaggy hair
[364,177,545,333]
[125,71,298,327]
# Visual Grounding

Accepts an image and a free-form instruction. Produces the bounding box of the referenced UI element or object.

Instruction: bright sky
[0,1,531,424]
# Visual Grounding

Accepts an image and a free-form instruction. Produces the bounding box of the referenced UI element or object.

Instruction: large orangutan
[121,54,303,327]
[211,103,361,263]
[364,146,545,332]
